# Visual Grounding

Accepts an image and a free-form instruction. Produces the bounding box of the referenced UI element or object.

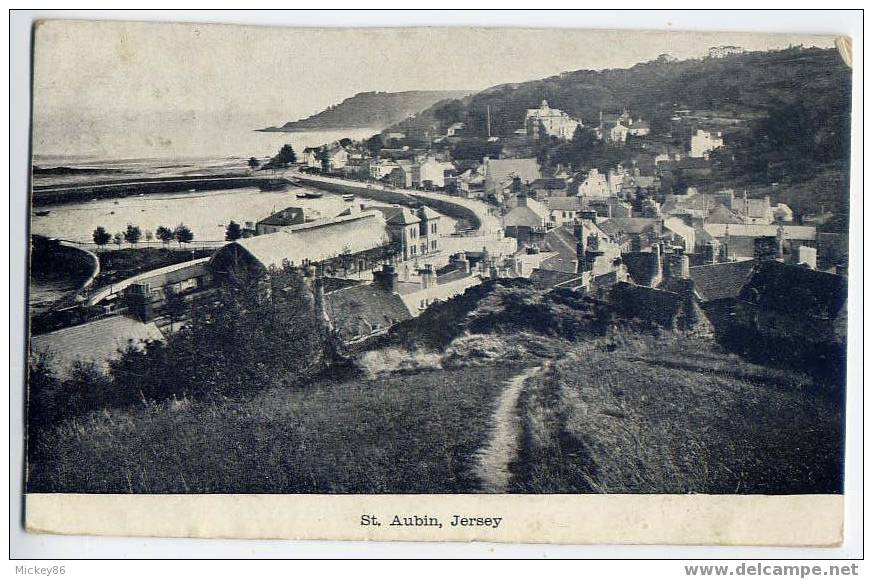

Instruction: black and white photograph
[15,12,859,549]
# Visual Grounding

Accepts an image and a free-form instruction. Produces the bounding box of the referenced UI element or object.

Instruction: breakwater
[32,175,292,206]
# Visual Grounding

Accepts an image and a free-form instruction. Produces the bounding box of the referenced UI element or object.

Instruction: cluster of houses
[31,96,849,380]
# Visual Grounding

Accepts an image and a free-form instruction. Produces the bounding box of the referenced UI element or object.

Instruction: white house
[577,168,612,198]
[690,129,724,158]
[369,159,401,180]
[525,100,582,141]
[414,157,454,189]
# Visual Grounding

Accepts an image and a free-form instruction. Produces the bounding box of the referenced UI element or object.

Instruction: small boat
[296,192,309,199]
[35,210,50,216]
[300,191,324,200]
[342,194,355,202]
[188,188,196,192]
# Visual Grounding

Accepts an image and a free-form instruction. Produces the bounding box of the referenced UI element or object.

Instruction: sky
[31,20,837,159]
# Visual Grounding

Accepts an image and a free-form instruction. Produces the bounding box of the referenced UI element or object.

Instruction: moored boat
[297,191,324,199]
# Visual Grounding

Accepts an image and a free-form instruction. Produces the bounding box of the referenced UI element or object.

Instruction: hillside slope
[392,47,849,142]
[512,338,844,494]
[258,90,471,132]
[391,47,851,231]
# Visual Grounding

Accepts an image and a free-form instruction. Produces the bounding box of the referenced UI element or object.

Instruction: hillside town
[31,94,848,380]
[24,18,854,512]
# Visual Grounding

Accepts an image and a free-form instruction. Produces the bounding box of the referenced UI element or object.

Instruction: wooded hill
[394,47,849,145]
[391,47,852,231]
[258,90,471,132]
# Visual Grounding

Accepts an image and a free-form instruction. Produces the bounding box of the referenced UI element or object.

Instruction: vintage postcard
[24,20,852,545]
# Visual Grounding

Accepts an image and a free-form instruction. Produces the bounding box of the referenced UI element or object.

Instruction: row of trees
[91,223,194,250]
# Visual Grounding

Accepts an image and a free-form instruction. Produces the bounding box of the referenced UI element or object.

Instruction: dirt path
[473,365,542,493]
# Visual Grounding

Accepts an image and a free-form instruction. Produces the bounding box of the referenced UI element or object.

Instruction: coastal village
[24,30,852,500]
[32,87,848,382]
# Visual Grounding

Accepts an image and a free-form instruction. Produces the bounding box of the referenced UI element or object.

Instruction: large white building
[577,168,612,198]
[414,157,454,189]
[525,100,582,140]
[690,129,724,158]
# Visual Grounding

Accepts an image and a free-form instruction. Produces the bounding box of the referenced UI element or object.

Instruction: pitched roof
[598,217,660,238]
[546,197,584,211]
[703,223,817,241]
[663,217,696,241]
[484,158,541,185]
[257,206,305,227]
[662,192,727,214]
[436,268,471,284]
[731,197,772,219]
[689,259,757,302]
[417,206,442,221]
[529,269,585,291]
[324,284,412,342]
[706,205,743,224]
[539,224,589,273]
[367,205,421,225]
[530,178,568,190]
[223,211,391,271]
[30,315,164,379]
[503,205,545,228]
[87,258,212,306]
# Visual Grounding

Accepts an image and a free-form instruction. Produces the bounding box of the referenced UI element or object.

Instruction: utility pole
[486,105,492,139]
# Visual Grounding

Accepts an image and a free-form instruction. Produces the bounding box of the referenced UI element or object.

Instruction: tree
[364,134,383,157]
[123,224,142,246]
[339,138,353,148]
[174,224,194,247]
[163,285,187,333]
[272,144,297,167]
[318,147,331,174]
[156,226,174,247]
[382,167,407,189]
[225,221,243,242]
[92,226,111,250]
[247,157,261,172]
[112,232,123,248]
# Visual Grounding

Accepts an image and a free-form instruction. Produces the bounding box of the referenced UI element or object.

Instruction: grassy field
[27,361,528,493]
[510,336,845,494]
[27,278,845,495]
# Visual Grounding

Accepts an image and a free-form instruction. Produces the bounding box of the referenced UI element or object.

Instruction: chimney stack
[580,210,598,223]
[665,247,690,279]
[418,263,436,289]
[776,224,785,261]
[574,220,586,273]
[373,263,398,293]
[650,243,663,287]
[704,241,718,264]
[451,252,470,274]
